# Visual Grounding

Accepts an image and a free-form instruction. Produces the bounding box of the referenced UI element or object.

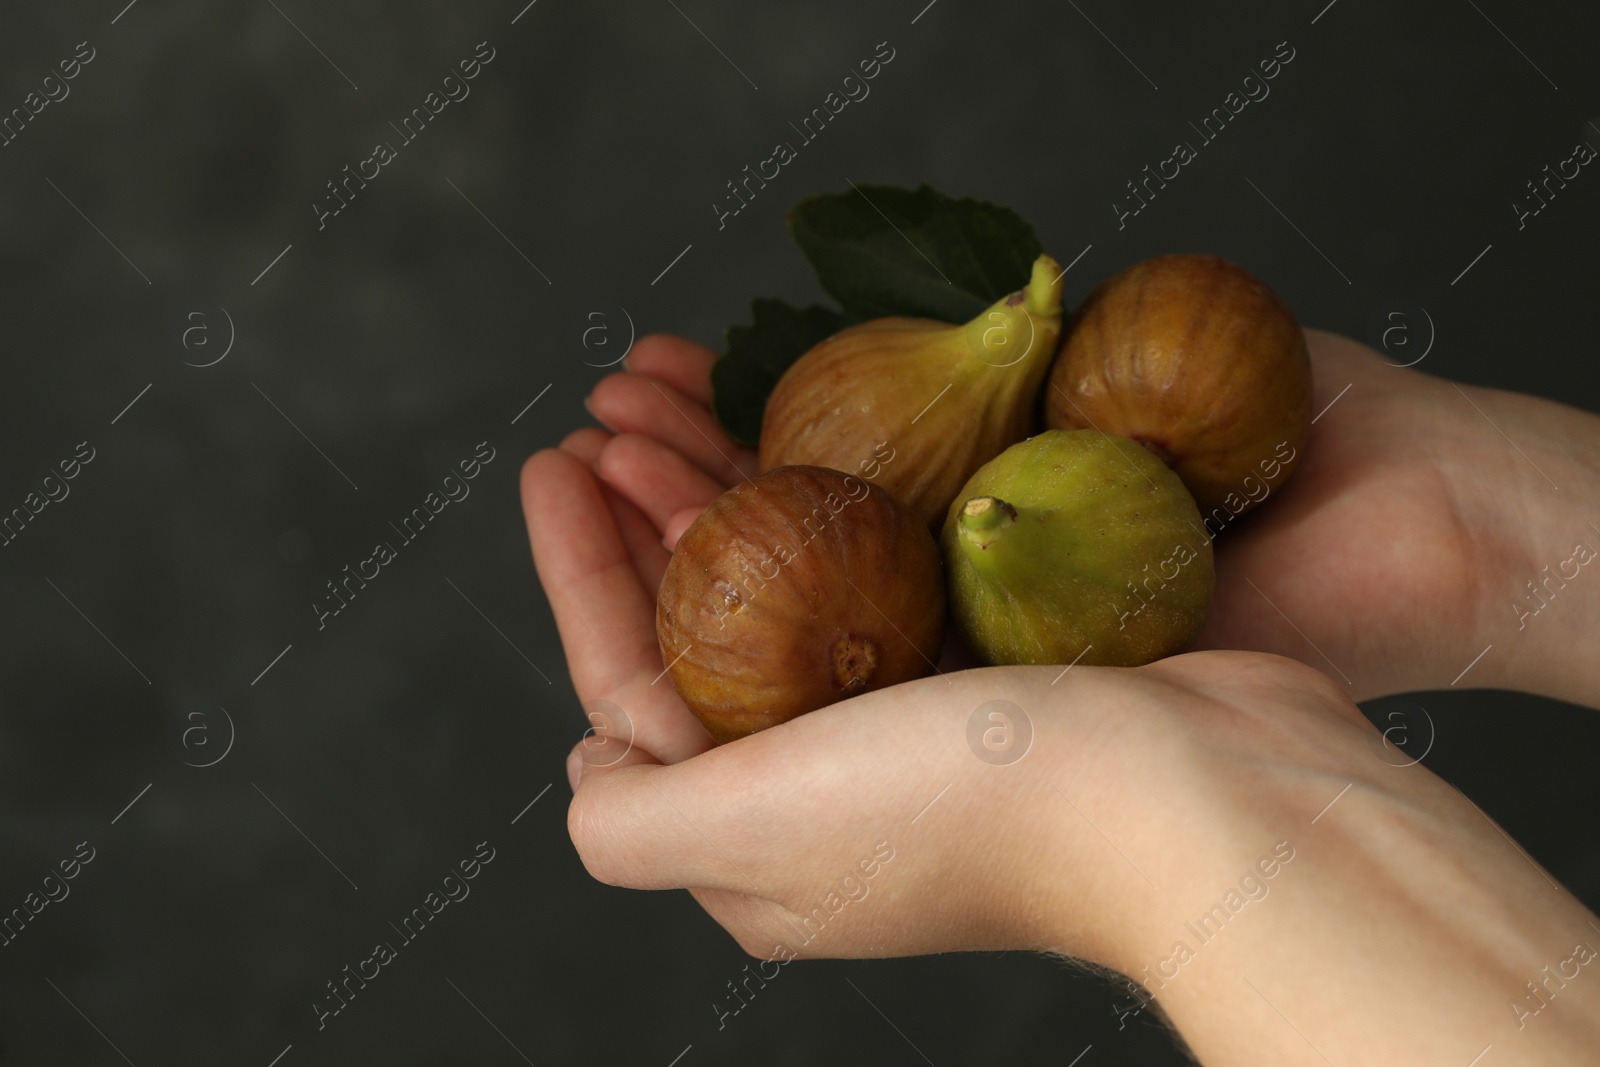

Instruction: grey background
[1,0,1597,1063]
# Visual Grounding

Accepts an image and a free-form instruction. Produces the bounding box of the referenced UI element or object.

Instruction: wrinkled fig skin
[942,430,1214,668]
[761,254,1064,529]
[1044,254,1312,517]
[657,465,945,744]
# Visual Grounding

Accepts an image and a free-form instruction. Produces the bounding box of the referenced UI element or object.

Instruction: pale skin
[522,329,1600,1064]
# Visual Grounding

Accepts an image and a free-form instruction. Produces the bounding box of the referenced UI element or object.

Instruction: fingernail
[566,747,584,792]
[583,395,597,419]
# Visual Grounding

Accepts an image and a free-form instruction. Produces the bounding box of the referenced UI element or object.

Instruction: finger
[602,478,672,593]
[569,749,781,895]
[565,737,665,794]
[559,427,612,469]
[597,433,728,533]
[587,373,758,486]
[560,428,672,588]
[663,507,703,552]
[624,333,721,406]
[568,716,936,924]
[556,429,671,604]
[566,695,910,897]
[522,449,658,694]
[520,450,713,765]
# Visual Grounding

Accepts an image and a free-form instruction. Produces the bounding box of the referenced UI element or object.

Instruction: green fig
[942,430,1214,668]
[760,254,1065,529]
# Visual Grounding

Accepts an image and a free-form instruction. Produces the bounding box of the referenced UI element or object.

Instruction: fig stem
[957,496,1016,550]
[1025,254,1065,316]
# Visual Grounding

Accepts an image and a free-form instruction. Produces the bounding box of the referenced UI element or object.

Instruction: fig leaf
[713,299,849,447]
[712,184,1042,445]
[788,183,1043,323]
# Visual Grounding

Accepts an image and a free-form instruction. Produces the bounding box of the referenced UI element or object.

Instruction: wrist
[1156,803,1600,1064]
[1015,665,1339,974]
[1445,381,1600,706]
[1089,756,1600,1064]
[1014,651,1600,1063]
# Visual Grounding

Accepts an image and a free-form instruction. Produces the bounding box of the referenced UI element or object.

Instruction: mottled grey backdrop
[0,0,1597,1064]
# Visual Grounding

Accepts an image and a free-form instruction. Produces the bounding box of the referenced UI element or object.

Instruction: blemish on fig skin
[713,580,747,629]
[832,634,879,688]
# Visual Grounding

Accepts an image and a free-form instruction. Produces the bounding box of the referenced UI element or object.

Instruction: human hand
[521,412,1600,1064]
[1191,328,1600,705]
[583,330,1600,705]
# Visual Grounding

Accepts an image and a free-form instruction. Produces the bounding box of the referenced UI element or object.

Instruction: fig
[1043,254,1312,520]
[760,254,1065,529]
[657,465,944,743]
[942,430,1213,668]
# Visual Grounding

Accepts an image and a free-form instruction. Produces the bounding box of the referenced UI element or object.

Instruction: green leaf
[788,183,1042,323]
[712,299,850,448]
[709,183,1041,444]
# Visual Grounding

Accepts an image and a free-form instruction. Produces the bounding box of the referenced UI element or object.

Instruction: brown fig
[760,255,1065,529]
[656,465,944,743]
[1043,254,1312,522]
